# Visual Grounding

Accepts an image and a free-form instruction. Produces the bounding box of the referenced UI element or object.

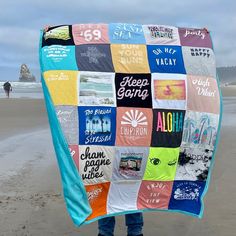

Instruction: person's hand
[203,27,209,33]
[44,25,51,32]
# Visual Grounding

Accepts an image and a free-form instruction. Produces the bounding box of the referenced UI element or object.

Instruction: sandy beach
[0,93,236,236]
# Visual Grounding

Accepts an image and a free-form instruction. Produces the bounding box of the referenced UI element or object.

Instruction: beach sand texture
[0,90,236,235]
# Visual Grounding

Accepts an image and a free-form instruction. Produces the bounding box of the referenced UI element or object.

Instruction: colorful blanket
[39,23,222,226]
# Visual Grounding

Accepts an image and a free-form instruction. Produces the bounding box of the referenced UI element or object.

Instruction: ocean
[0,82,43,99]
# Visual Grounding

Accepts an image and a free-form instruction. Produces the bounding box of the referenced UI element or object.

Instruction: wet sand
[0,97,236,236]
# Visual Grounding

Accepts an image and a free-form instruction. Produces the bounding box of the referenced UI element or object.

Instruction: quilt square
[151,109,185,147]
[178,28,212,48]
[115,73,152,108]
[85,182,110,220]
[143,25,180,45]
[143,147,179,181]
[137,181,173,209]
[147,45,186,74]
[168,180,206,215]
[112,147,149,181]
[182,47,216,78]
[43,70,78,106]
[72,24,109,45]
[111,44,150,73]
[55,105,79,144]
[152,73,187,110]
[109,23,146,44]
[78,72,116,106]
[41,45,78,72]
[78,106,116,146]
[175,146,213,181]
[187,75,220,114]
[107,181,141,214]
[42,25,74,47]
[79,146,114,185]
[75,44,114,72]
[116,107,153,146]
[181,110,219,149]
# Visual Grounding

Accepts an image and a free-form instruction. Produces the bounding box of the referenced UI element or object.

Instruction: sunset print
[154,80,186,100]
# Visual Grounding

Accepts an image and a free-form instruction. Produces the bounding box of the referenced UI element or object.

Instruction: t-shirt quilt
[39,23,222,227]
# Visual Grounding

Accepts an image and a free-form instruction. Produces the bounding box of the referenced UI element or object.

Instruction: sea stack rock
[19,64,36,82]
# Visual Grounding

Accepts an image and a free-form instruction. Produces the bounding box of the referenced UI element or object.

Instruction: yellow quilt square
[43,70,78,105]
[111,44,150,73]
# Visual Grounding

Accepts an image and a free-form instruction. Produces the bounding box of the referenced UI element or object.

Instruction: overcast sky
[0,0,235,81]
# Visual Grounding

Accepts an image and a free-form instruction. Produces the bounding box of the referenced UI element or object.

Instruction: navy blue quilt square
[75,44,114,72]
[168,180,206,215]
[78,106,116,146]
[147,45,186,74]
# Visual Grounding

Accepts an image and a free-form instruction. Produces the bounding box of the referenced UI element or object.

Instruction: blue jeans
[98,213,143,236]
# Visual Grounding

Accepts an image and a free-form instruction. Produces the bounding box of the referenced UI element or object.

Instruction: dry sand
[220,85,236,97]
[0,99,48,140]
[0,97,236,236]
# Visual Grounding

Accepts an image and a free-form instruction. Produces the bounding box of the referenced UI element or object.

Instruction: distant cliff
[19,64,36,82]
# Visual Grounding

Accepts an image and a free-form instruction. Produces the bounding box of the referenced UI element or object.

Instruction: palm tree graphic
[198,114,210,144]
[183,117,196,143]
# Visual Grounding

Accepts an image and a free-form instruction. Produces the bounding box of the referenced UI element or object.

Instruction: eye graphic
[150,158,161,166]
[168,159,177,166]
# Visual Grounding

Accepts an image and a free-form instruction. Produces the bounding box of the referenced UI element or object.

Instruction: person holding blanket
[98,213,143,236]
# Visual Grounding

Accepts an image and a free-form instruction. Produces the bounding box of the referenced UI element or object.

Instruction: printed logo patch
[143,25,180,45]
[178,28,212,48]
[109,23,146,44]
[111,44,150,73]
[79,146,114,185]
[72,24,109,45]
[143,147,179,181]
[147,45,186,74]
[78,72,116,106]
[75,44,114,72]
[116,107,152,146]
[151,109,185,147]
[78,106,116,146]
[168,181,206,215]
[115,73,152,107]
[85,182,110,220]
[187,75,220,114]
[112,147,149,181]
[137,181,173,209]
[43,70,78,105]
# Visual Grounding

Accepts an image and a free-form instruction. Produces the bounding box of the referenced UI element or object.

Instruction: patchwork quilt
[39,23,222,226]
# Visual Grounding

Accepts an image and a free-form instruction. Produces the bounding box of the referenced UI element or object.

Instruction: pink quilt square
[137,181,173,209]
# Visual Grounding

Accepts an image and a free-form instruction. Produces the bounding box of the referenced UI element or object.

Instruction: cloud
[0,0,235,78]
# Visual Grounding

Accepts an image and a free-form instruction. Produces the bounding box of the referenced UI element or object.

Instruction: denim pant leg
[125,213,144,236]
[98,216,115,236]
